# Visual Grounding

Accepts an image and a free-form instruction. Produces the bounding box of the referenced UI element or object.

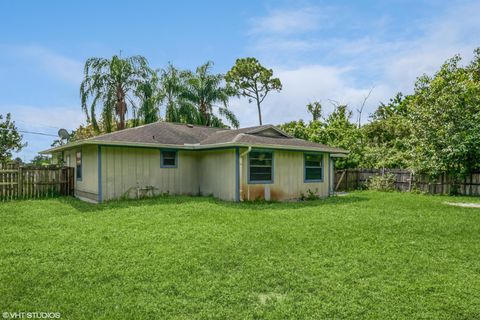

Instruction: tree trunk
[254,81,262,125]
[116,86,127,130]
[199,101,208,126]
[257,100,262,125]
[117,100,126,130]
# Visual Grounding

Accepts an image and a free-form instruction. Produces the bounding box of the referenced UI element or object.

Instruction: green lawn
[1,192,479,319]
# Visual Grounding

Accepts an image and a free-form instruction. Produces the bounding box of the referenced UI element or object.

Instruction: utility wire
[0,127,58,137]
[15,119,74,132]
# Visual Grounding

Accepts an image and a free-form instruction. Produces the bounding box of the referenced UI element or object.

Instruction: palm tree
[159,63,189,123]
[180,61,239,128]
[80,55,153,132]
[135,72,162,125]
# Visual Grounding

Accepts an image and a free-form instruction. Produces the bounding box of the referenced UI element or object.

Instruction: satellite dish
[58,128,70,140]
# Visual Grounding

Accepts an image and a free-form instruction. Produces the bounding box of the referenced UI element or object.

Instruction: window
[249,151,273,183]
[304,153,323,182]
[161,150,177,168]
[76,151,82,181]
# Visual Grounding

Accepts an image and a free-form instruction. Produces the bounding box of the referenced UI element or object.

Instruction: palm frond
[80,54,153,132]
[218,107,240,129]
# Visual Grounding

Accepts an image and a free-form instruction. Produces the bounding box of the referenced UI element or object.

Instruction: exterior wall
[240,148,331,201]
[61,144,334,203]
[101,146,199,201]
[197,149,237,201]
[63,145,98,202]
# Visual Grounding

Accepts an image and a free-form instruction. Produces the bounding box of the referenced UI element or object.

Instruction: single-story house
[41,122,348,203]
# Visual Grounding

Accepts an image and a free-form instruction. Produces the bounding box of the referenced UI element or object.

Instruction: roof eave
[330,153,349,158]
[40,140,349,154]
[39,140,197,154]
[197,142,349,153]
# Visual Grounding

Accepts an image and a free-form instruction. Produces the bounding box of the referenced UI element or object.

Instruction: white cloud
[0,104,86,161]
[250,6,326,35]
[230,65,390,127]
[241,1,480,126]
[1,45,83,84]
[3,105,85,132]
[382,3,480,92]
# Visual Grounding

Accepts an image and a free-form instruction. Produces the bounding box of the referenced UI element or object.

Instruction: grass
[1,192,479,319]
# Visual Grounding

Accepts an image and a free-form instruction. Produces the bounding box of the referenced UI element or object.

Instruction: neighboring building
[41,122,348,203]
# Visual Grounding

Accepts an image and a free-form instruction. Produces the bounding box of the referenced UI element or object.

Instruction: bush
[366,173,396,192]
[300,188,320,201]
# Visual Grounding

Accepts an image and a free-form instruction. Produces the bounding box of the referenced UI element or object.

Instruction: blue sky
[1,0,479,160]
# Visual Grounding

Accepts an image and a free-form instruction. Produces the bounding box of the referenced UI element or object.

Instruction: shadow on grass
[58,193,369,214]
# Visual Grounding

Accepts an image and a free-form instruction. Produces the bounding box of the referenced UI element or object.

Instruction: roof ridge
[82,121,229,142]
[231,133,246,142]
[166,122,230,130]
[83,121,163,141]
[234,124,271,131]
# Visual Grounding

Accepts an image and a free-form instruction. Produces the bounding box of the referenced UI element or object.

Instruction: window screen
[249,151,273,183]
[161,150,177,167]
[304,153,323,181]
[76,151,82,180]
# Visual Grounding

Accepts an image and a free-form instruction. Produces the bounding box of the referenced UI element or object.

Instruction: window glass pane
[305,154,322,181]
[76,151,82,180]
[251,166,271,174]
[249,159,272,166]
[250,173,272,181]
[163,158,176,166]
[306,167,322,180]
[305,160,321,167]
[162,151,177,167]
[305,154,322,167]
[249,151,273,182]
[163,151,176,159]
[250,152,272,160]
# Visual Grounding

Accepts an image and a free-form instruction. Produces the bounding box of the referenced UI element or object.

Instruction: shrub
[300,188,320,201]
[366,173,396,192]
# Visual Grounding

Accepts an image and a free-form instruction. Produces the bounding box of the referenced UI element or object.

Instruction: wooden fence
[334,169,480,196]
[0,162,74,201]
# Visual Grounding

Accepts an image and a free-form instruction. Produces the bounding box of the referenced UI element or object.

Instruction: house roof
[41,122,348,154]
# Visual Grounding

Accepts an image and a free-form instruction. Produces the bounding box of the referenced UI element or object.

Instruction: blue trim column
[328,155,331,195]
[332,158,335,195]
[235,147,240,202]
[98,145,102,203]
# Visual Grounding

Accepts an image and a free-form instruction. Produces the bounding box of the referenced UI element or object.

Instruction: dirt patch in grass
[444,202,480,208]
[257,293,286,305]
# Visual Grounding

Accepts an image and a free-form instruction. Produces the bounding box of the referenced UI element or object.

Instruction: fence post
[17,167,23,198]
[356,170,360,189]
[345,170,348,191]
[408,171,413,191]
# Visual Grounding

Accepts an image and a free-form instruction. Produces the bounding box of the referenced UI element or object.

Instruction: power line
[15,119,74,131]
[20,130,58,137]
[0,128,58,137]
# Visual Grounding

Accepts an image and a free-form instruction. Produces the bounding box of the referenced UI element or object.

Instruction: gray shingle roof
[43,121,348,154]
[89,122,226,145]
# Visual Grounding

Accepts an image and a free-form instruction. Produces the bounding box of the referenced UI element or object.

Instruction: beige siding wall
[61,145,334,203]
[197,149,236,201]
[63,145,98,201]
[240,148,331,201]
[101,147,199,201]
